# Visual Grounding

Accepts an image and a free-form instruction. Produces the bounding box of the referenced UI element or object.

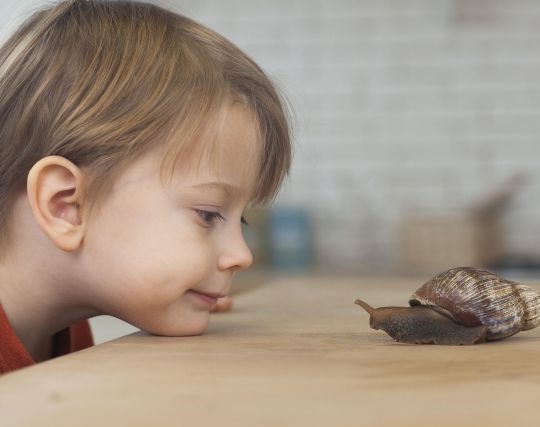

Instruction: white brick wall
[3,0,540,273]
[171,0,540,273]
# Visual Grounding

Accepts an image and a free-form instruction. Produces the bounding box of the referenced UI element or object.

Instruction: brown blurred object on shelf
[399,174,526,275]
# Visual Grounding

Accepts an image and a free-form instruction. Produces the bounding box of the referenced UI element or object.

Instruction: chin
[143,315,210,337]
[175,322,209,337]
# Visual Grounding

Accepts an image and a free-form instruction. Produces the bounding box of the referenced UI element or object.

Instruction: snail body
[355,267,540,345]
[354,299,488,345]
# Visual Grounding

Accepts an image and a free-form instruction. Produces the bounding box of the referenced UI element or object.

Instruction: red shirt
[0,303,93,375]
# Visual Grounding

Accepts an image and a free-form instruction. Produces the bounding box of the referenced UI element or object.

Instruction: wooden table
[1,275,540,426]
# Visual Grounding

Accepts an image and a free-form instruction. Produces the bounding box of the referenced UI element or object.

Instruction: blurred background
[2,0,540,341]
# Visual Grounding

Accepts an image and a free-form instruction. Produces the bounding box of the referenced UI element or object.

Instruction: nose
[217,229,253,272]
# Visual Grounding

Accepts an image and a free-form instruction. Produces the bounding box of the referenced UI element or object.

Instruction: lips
[187,289,226,306]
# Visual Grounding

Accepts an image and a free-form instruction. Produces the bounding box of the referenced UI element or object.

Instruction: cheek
[83,206,215,312]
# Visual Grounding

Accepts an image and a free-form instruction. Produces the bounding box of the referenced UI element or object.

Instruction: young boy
[0,0,291,374]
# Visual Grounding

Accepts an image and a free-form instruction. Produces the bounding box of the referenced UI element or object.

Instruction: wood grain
[1,275,540,426]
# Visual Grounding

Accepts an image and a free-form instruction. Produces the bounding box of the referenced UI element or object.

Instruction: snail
[355,267,540,345]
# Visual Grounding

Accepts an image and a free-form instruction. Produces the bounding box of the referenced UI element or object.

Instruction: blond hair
[0,0,292,252]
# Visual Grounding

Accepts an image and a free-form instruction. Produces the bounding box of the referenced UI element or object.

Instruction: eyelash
[195,209,249,226]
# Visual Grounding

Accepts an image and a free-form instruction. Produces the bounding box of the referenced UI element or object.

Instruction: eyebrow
[187,182,244,198]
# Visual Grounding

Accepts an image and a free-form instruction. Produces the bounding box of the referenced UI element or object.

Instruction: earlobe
[27,156,85,252]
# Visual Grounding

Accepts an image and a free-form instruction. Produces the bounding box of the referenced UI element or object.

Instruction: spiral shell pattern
[408,267,540,340]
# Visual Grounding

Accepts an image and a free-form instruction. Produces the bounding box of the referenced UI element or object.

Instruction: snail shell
[409,267,540,341]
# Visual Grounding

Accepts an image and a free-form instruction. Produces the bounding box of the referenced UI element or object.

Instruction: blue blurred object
[269,208,312,270]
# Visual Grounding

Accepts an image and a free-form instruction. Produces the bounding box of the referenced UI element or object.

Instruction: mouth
[187,289,227,306]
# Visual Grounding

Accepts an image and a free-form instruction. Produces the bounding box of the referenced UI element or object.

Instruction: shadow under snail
[355,267,540,345]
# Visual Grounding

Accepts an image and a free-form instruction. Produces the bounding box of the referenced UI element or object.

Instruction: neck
[0,196,100,362]
[0,251,98,363]
[0,264,98,362]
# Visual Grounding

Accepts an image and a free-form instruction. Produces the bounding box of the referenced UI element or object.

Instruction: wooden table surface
[1,274,540,426]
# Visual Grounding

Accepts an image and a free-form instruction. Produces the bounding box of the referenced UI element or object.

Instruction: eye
[195,209,225,226]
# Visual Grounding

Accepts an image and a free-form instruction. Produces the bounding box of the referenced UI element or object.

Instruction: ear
[27,156,85,252]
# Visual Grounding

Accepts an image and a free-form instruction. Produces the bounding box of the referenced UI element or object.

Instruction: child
[0,0,291,374]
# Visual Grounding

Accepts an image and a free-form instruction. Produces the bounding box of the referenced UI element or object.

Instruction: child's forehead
[159,104,262,195]
[165,152,259,199]
[165,105,261,176]
[108,104,261,201]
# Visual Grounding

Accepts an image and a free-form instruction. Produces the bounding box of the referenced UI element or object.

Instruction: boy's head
[0,0,291,335]
[0,0,291,251]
